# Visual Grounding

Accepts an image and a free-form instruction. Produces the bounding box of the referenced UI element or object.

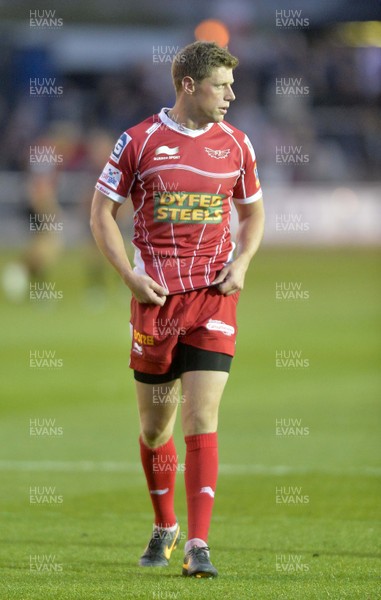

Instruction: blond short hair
[172,41,239,93]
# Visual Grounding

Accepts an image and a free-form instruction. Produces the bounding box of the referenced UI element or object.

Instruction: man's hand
[126,272,168,305]
[90,191,168,306]
[213,255,250,296]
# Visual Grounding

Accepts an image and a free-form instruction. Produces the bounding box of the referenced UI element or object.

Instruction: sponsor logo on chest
[154,146,180,160]
[154,192,224,223]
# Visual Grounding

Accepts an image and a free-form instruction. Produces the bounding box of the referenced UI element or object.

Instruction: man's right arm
[90,189,168,305]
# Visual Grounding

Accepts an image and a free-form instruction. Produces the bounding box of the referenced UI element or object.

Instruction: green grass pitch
[0,247,380,599]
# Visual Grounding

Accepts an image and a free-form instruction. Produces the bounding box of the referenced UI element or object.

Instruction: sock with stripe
[184,432,218,544]
[139,435,177,529]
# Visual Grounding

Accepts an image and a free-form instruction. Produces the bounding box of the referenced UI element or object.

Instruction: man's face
[192,66,236,124]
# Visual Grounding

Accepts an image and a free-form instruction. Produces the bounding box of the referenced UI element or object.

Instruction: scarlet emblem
[205,147,230,159]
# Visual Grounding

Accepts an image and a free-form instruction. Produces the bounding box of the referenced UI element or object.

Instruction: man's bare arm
[90,189,168,305]
[214,198,265,295]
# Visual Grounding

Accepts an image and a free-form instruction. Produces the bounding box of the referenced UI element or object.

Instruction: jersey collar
[159,108,214,138]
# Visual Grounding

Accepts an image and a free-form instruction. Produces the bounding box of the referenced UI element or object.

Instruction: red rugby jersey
[96,108,262,294]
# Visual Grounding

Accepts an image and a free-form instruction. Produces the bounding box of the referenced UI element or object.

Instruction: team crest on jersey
[205,147,230,159]
[111,132,131,163]
[99,162,122,190]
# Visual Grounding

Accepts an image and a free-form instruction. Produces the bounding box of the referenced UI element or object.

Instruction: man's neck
[167,105,210,131]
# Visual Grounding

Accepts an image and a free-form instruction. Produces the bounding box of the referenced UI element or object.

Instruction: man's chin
[200,113,225,125]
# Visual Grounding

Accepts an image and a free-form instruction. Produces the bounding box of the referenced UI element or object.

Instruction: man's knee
[182,405,219,436]
[141,423,171,448]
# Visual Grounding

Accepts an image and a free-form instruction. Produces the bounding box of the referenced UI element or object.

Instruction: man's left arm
[214,198,265,295]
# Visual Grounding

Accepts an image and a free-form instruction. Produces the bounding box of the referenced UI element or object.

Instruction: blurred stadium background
[1,0,381,252]
[0,1,380,599]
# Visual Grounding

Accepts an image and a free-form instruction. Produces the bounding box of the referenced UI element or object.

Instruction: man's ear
[182,76,195,95]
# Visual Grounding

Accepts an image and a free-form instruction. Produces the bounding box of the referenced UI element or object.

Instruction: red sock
[184,432,218,542]
[139,436,177,528]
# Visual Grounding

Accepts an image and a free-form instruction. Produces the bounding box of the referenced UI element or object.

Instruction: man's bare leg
[136,379,179,448]
[181,370,228,435]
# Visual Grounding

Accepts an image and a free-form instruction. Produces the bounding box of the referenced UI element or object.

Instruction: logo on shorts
[133,329,154,346]
[133,342,143,355]
[206,319,235,336]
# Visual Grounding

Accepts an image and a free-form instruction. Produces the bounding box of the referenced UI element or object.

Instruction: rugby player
[90,41,265,578]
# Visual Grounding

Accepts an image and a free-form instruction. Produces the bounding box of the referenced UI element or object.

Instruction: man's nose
[225,86,235,101]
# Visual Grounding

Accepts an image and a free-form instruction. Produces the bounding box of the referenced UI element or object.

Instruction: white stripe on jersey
[234,189,263,204]
[132,180,145,216]
[140,163,240,180]
[218,122,244,169]
[219,122,262,205]
[156,173,186,292]
[95,182,126,204]
[188,224,207,289]
[170,223,186,292]
[206,224,230,283]
[138,122,161,164]
[132,243,147,276]
[140,210,168,290]
[204,262,210,286]
[241,172,247,198]
[134,173,168,290]
[203,183,224,286]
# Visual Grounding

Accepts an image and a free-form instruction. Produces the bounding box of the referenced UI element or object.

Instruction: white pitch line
[0,460,379,476]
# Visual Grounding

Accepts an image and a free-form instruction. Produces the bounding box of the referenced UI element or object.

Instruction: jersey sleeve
[233,134,263,204]
[95,131,136,203]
